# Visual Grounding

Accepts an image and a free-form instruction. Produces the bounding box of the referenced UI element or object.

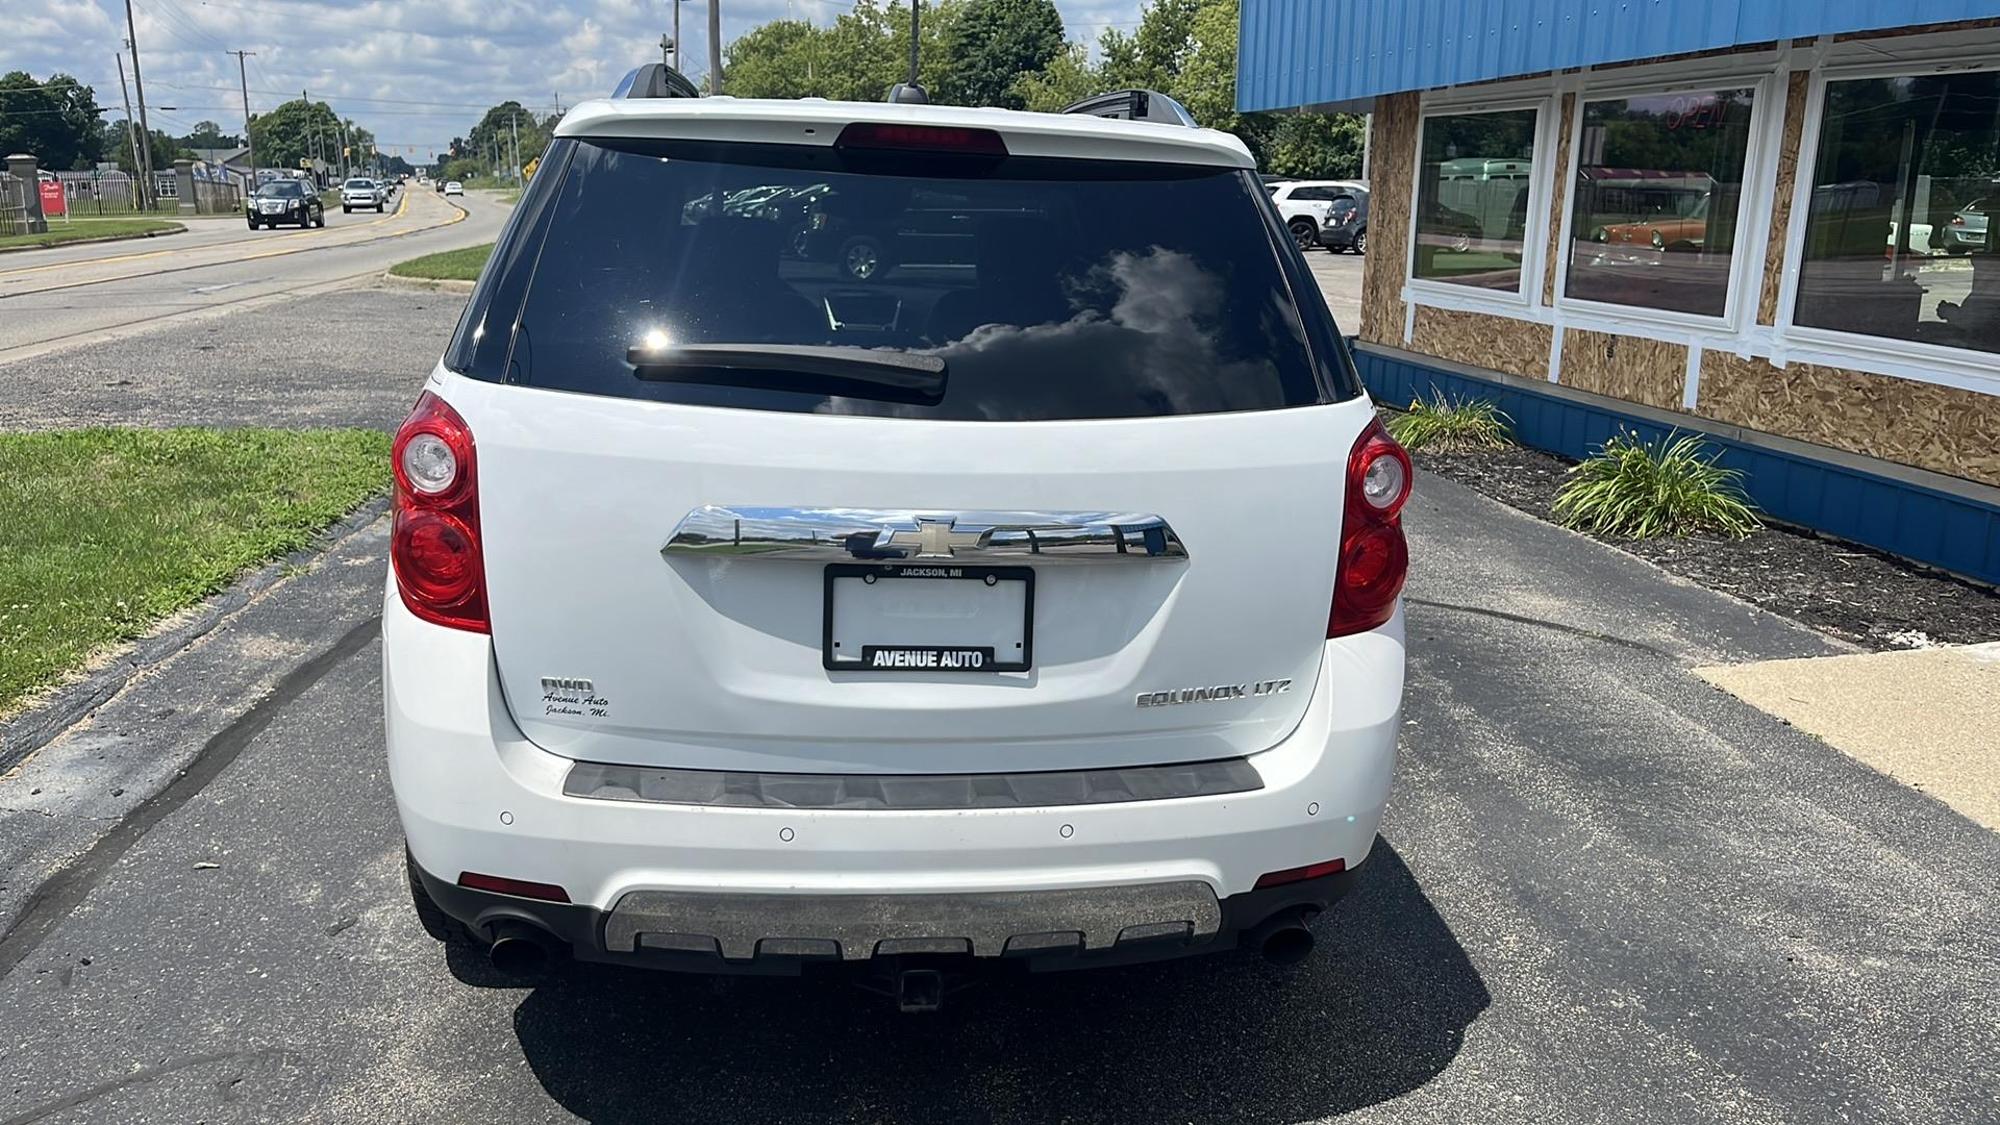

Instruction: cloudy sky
[12,0,1145,161]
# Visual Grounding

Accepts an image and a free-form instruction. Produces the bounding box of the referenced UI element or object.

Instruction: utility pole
[115,53,142,189]
[708,0,722,94]
[672,0,683,70]
[908,0,920,86]
[509,113,520,184]
[229,50,256,187]
[122,0,155,209]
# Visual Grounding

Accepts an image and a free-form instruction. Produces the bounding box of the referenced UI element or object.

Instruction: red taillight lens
[457,871,570,903]
[1330,418,1412,638]
[391,391,488,633]
[834,122,1008,156]
[1254,858,1347,889]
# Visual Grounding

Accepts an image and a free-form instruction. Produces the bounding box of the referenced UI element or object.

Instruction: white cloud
[6,0,1148,160]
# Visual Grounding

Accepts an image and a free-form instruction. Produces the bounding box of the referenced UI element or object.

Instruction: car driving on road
[246,178,323,229]
[342,177,385,213]
[443,180,464,196]
[387,80,1410,1007]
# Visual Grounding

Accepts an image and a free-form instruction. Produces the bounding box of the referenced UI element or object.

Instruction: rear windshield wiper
[626,344,947,406]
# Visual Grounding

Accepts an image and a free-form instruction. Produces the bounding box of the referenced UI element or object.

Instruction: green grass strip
[0,218,183,252]
[388,242,493,281]
[0,427,390,715]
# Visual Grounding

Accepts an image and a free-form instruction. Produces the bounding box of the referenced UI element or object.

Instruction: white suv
[386,81,1410,1005]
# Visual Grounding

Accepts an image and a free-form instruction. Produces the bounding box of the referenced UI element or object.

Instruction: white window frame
[1775,52,2000,397]
[1551,71,1781,336]
[1403,95,1557,316]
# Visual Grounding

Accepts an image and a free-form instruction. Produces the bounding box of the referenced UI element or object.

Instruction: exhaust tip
[487,920,558,977]
[1259,923,1316,966]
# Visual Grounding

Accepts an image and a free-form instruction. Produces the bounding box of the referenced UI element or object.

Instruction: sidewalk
[1700,643,2000,830]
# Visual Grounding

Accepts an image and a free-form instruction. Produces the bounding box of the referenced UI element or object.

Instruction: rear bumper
[414,858,1359,974]
[385,592,1402,966]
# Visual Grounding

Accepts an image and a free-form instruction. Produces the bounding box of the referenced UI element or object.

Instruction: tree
[180,120,239,150]
[102,119,186,175]
[248,98,344,169]
[1264,112,1366,179]
[938,0,1064,109]
[0,71,107,170]
[724,1,959,103]
[1012,43,1100,113]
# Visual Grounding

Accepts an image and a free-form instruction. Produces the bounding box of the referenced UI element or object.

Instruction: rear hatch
[451,122,1372,775]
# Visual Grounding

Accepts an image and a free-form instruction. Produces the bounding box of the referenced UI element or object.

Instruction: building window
[1565,88,1758,317]
[1413,108,1540,292]
[1794,70,2000,356]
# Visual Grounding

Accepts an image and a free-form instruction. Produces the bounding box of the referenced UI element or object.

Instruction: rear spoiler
[1059,90,1198,127]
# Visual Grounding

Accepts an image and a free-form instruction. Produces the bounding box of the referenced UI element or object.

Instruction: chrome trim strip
[663,506,1188,563]
[563,757,1261,810]
[605,881,1223,960]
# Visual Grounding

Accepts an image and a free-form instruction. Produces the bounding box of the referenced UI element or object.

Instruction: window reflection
[1413,109,1539,291]
[1566,89,1756,317]
[1795,71,2000,354]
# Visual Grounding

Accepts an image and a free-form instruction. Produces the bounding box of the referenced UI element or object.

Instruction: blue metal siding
[1351,347,2000,586]
[1238,0,2000,111]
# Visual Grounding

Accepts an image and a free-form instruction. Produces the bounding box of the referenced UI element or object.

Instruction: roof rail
[612,63,703,100]
[1059,90,1197,127]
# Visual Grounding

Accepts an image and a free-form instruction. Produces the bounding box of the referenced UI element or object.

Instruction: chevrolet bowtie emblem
[884,518,986,558]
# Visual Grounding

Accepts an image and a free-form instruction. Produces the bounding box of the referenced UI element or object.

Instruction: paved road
[2,467,1995,1122]
[0,187,506,366]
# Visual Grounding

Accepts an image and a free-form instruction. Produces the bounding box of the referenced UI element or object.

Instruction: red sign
[38,179,65,217]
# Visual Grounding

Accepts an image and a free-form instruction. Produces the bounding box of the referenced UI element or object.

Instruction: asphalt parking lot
[1,269,1996,1123]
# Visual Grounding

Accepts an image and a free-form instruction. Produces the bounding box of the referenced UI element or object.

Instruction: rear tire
[1289,219,1318,252]
[1353,231,1368,256]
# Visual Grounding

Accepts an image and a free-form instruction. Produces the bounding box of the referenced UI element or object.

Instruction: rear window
[488,137,1342,421]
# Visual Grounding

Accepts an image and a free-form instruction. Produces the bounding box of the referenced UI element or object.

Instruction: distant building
[1238,1,2000,585]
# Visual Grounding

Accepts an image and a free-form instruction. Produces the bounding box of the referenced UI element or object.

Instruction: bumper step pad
[603,881,1224,961]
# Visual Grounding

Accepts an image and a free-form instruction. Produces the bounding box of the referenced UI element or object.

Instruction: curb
[0,494,391,776]
[0,224,188,256]
[377,271,477,292]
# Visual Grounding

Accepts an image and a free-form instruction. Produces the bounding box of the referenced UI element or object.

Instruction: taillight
[1329,417,1412,638]
[391,391,488,633]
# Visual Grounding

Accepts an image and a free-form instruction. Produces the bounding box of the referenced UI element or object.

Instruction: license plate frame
[822,563,1034,673]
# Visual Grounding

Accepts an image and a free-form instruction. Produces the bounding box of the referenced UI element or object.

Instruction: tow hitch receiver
[895,968,945,1013]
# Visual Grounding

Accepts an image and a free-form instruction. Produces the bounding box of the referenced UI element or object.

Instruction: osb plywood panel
[1542,92,1577,307]
[1698,352,2000,487]
[1409,306,1552,380]
[1559,327,1687,411]
[1758,71,1810,326]
[1359,93,1419,346]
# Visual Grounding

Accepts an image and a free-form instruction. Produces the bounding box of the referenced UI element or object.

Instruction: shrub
[1385,393,1513,452]
[1553,431,1762,540]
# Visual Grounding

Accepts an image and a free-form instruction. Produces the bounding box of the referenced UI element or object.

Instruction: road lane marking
[0,191,470,301]
[0,185,422,284]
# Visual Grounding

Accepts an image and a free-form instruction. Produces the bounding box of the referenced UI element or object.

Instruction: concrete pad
[1697,643,2000,831]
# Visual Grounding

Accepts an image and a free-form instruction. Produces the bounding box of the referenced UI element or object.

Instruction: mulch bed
[1413,442,2000,651]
